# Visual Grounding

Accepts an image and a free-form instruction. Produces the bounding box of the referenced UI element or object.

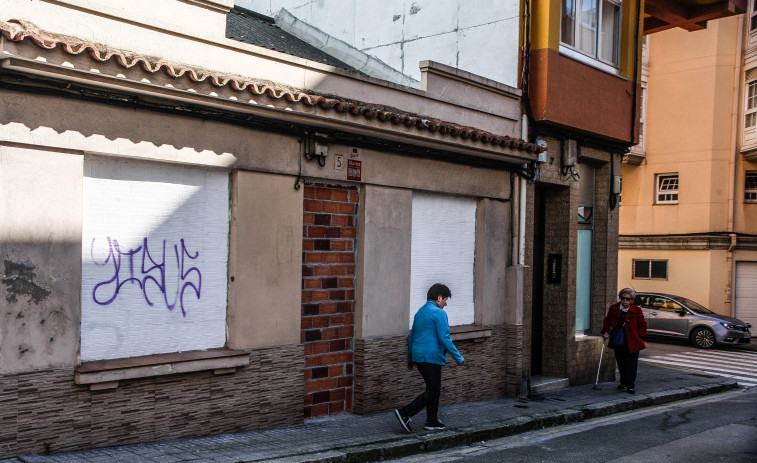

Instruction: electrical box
[613,175,622,194]
[562,139,578,168]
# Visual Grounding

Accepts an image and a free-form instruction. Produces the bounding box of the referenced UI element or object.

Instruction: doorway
[531,186,546,376]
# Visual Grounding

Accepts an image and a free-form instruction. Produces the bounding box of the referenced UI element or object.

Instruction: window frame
[560,0,623,70]
[632,259,668,280]
[744,79,757,147]
[655,173,679,205]
[746,171,757,203]
[749,0,757,48]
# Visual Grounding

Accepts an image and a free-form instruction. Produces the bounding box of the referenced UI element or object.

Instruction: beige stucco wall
[475,198,510,326]
[0,145,83,374]
[356,187,515,339]
[618,249,729,314]
[620,18,740,235]
[734,157,757,233]
[355,185,412,338]
[227,171,304,348]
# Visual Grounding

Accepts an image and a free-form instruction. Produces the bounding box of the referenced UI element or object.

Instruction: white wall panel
[81,157,229,361]
[410,192,476,327]
[735,261,757,328]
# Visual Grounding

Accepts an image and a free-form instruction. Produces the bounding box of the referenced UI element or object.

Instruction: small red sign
[347,160,362,181]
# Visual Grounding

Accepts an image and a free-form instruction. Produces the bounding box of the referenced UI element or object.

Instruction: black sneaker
[424,419,445,431]
[394,409,412,433]
[627,388,636,394]
[616,384,627,391]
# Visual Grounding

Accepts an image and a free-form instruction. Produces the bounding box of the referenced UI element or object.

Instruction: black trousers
[402,362,442,422]
[614,347,640,388]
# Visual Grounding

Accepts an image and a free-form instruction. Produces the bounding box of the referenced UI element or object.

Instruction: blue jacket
[407,301,464,365]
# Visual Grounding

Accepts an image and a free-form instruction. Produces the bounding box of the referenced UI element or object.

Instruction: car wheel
[690,327,715,349]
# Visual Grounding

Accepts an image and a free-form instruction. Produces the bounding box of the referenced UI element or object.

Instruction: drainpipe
[520,114,529,266]
[725,15,744,317]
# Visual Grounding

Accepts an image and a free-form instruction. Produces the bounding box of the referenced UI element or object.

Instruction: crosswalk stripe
[641,358,757,387]
[662,352,757,367]
[679,350,757,361]
[641,359,757,384]
[642,357,757,377]
[678,349,757,360]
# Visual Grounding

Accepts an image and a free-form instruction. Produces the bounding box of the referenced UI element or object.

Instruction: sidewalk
[1,363,739,463]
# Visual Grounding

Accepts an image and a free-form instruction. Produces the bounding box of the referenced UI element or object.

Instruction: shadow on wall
[0,87,283,167]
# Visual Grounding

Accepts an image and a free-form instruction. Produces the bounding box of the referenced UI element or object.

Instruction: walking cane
[593,338,606,390]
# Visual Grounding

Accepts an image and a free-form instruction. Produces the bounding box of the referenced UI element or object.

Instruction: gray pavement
[0,363,741,463]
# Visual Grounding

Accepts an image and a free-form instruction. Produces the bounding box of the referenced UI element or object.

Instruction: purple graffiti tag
[90,237,202,317]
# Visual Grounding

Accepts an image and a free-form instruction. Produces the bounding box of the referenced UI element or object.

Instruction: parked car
[633,292,752,349]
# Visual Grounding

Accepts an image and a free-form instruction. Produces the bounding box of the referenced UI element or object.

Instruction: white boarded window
[81,157,229,361]
[410,193,476,327]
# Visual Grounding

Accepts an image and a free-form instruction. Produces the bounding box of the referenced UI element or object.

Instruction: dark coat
[601,302,648,353]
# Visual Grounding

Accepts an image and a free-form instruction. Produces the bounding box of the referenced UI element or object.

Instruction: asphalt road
[389,386,757,463]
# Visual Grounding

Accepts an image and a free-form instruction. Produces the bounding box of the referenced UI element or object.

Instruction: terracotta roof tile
[0,20,544,154]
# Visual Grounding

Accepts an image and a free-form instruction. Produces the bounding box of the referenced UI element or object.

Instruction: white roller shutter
[735,261,757,328]
[410,192,476,327]
[81,157,229,361]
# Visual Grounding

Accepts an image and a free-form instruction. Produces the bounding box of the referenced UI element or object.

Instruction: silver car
[634,292,752,349]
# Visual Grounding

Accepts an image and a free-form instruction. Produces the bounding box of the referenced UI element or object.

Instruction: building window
[81,157,229,361]
[745,79,757,147]
[561,0,622,67]
[656,173,679,204]
[746,171,757,202]
[633,259,668,280]
[410,193,476,327]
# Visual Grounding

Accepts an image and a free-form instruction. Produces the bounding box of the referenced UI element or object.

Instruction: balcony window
[744,79,757,147]
[561,0,622,67]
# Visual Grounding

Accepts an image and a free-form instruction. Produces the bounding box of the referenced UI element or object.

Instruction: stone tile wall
[0,344,303,458]
[353,325,521,414]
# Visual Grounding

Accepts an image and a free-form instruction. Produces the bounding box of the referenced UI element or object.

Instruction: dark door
[531,186,546,376]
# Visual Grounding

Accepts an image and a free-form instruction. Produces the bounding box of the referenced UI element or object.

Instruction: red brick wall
[302,183,358,418]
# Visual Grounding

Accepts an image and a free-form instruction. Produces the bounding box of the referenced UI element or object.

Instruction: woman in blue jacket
[394,283,464,432]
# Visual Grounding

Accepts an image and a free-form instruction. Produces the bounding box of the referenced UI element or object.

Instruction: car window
[676,297,715,314]
[652,297,682,312]
[635,295,651,308]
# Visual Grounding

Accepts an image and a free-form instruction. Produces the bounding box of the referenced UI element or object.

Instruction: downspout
[725,15,744,316]
[520,115,528,266]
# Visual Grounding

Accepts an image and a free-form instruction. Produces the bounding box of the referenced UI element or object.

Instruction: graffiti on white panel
[89,236,201,317]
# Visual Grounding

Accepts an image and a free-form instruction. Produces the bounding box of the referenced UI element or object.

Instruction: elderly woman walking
[601,288,648,394]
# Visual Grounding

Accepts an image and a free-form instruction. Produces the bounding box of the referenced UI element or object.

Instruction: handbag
[608,325,625,349]
[608,310,628,349]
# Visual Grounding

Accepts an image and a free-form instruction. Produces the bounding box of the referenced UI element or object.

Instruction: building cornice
[619,233,757,250]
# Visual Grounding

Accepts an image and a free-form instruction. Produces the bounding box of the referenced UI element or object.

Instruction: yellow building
[619,12,757,328]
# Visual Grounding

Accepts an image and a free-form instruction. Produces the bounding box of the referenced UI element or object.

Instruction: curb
[264,378,738,463]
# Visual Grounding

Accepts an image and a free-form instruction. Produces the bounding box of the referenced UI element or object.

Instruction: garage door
[735,261,757,328]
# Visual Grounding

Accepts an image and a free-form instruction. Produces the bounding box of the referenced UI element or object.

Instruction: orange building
[618,11,757,329]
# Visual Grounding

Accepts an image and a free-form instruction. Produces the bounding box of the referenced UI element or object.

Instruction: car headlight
[721,322,739,330]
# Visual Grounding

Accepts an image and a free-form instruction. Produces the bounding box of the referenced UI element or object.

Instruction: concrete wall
[236,0,521,87]
[355,185,412,339]
[228,171,303,349]
[0,146,83,374]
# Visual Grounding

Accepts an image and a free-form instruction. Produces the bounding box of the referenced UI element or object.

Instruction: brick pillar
[301,183,358,418]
